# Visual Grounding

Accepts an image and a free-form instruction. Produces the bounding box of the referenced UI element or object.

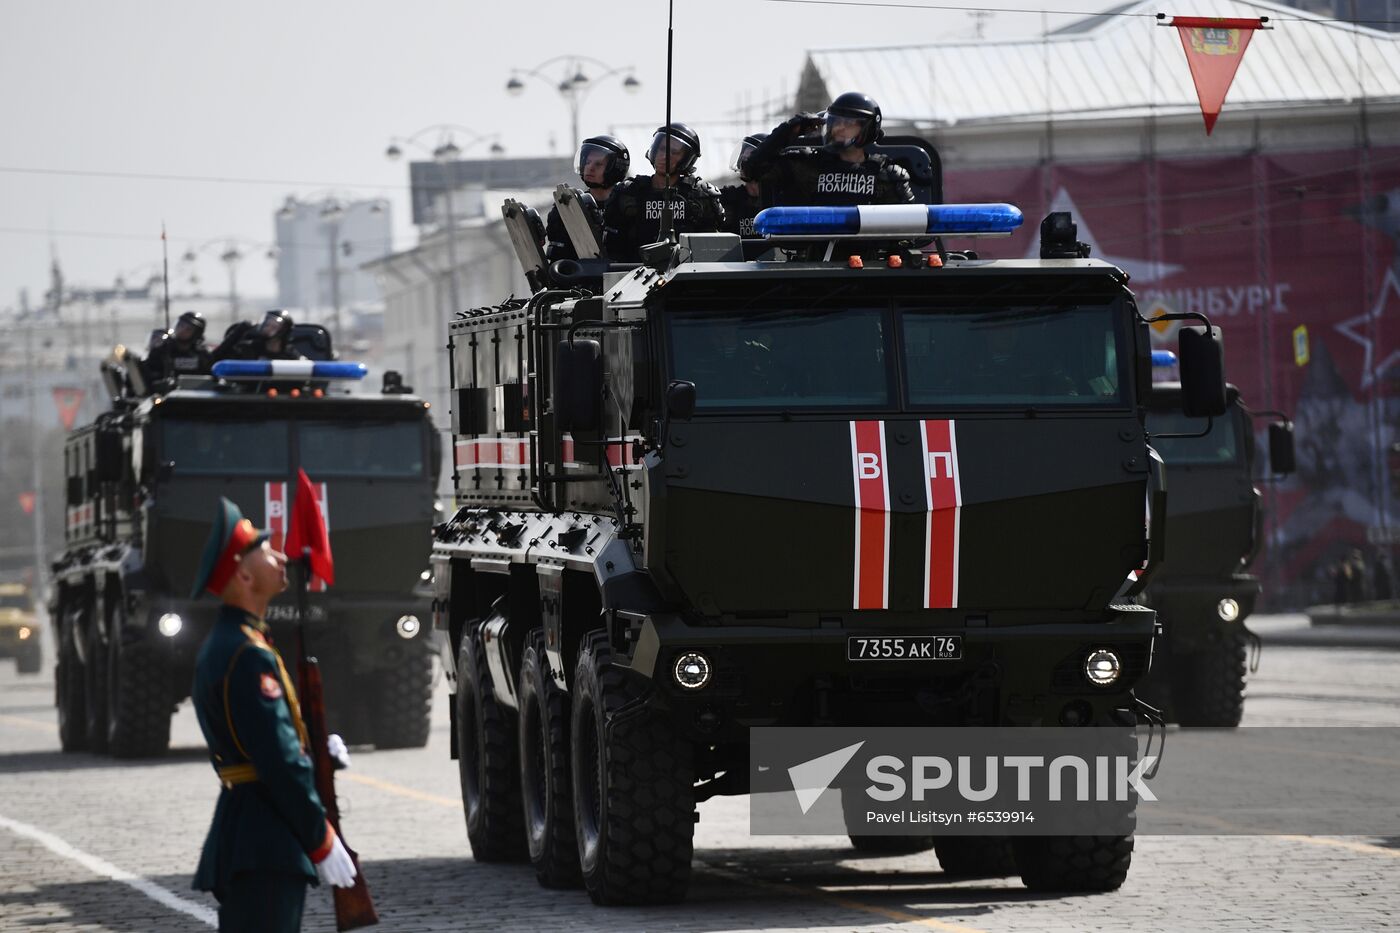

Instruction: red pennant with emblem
[52,387,85,431]
[18,492,35,515]
[1170,17,1265,135]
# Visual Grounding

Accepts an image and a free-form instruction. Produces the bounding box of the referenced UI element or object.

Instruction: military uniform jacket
[601,174,726,263]
[746,121,915,207]
[718,185,763,238]
[192,605,330,891]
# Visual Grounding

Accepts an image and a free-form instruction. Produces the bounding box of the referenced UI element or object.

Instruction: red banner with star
[1170,16,1265,135]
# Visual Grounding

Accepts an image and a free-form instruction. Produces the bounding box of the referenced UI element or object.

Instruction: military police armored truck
[51,335,440,757]
[431,200,1226,903]
[1138,382,1294,726]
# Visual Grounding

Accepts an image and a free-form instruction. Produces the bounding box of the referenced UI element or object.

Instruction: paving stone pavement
[2,616,1399,932]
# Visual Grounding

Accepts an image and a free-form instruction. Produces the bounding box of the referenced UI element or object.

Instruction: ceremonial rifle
[288,468,378,930]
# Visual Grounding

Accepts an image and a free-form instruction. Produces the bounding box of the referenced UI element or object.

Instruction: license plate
[847,635,963,661]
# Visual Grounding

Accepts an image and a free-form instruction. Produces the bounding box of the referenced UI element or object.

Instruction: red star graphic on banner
[1334,268,1400,390]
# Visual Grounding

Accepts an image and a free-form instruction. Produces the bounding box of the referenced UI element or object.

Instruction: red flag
[285,468,334,588]
[1171,17,1265,135]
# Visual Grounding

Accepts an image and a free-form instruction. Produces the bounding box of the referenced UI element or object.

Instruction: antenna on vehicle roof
[660,0,676,243]
[160,222,171,330]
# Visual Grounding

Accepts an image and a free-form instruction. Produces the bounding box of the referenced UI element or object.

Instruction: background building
[798,0,1400,606]
[274,196,393,318]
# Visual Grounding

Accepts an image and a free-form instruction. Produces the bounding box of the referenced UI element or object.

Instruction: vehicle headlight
[157,613,183,637]
[1217,598,1241,622]
[17,626,31,640]
[395,615,421,639]
[419,570,432,583]
[672,652,712,690]
[1084,648,1122,687]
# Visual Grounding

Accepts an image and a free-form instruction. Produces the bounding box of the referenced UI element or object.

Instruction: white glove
[314,832,357,888]
[327,733,350,771]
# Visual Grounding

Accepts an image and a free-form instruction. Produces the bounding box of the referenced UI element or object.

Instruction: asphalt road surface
[2,614,1399,932]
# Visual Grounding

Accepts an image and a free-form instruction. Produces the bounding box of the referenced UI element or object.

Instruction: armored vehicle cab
[433,199,1227,903]
[1138,382,1294,725]
[51,348,441,757]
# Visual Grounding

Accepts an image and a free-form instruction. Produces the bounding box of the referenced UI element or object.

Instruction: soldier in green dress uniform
[188,497,356,931]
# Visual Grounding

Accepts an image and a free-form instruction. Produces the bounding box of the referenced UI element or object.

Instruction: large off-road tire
[457,625,527,862]
[56,636,88,753]
[371,650,434,750]
[572,629,694,905]
[519,629,581,888]
[84,633,109,754]
[1170,628,1248,727]
[934,836,1018,877]
[106,633,173,758]
[1013,834,1134,892]
[848,834,937,854]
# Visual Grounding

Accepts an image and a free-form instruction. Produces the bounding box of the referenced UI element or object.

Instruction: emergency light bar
[212,360,368,381]
[1152,350,1179,368]
[753,203,1023,239]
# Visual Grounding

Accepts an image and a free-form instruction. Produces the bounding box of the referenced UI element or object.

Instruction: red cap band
[205,519,259,596]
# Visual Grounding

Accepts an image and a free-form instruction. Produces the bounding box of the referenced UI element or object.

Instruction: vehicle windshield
[902,304,1125,408]
[162,419,290,475]
[298,421,426,478]
[669,308,891,410]
[667,301,1127,411]
[1147,408,1242,465]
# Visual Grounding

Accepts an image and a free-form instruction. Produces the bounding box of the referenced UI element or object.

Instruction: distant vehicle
[0,582,42,675]
[51,327,441,757]
[1138,383,1294,726]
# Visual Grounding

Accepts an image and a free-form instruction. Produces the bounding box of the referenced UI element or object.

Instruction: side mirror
[1178,325,1227,418]
[553,339,603,432]
[666,380,697,421]
[1268,421,1296,475]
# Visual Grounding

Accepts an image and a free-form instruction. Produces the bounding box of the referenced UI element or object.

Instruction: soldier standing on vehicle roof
[212,310,306,363]
[745,92,914,208]
[602,122,725,263]
[719,134,767,240]
[544,135,630,262]
[189,497,356,932]
[147,310,212,384]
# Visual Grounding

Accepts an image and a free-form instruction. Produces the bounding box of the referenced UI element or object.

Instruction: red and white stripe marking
[920,419,962,609]
[457,435,642,471]
[265,480,329,591]
[849,420,891,610]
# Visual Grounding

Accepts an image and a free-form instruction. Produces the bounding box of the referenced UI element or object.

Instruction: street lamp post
[384,126,504,317]
[276,194,383,341]
[182,238,272,335]
[505,56,640,154]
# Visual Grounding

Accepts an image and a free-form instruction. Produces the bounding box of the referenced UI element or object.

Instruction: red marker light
[848,255,864,269]
[926,253,944,268]
[888,254,903,268]
[267,388,278,397]
[290,388,301,398]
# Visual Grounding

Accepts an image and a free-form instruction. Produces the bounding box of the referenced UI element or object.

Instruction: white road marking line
[0,812,217,927]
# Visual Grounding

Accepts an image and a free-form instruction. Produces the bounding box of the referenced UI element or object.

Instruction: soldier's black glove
[785,111,824,136]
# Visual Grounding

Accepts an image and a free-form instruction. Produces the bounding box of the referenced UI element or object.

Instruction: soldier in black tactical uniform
[719,134,767,240]
[213,310,306,363]
[745,92,914,208]
[544,135,630,262]
[146,311,213,384]
[602,123,725,263]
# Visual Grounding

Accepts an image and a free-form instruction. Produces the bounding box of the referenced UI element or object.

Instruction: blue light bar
[212,360,368,381]
[752,203,1024,238]
[1151,350,1179,368]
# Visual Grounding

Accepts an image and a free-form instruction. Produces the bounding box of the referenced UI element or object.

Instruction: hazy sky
[1,0,1102,307]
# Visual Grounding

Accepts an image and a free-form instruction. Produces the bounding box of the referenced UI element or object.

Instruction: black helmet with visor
[647,123,701,176]
[575,135,630,189]
[823,91,883,151]
[729,133,768,182]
